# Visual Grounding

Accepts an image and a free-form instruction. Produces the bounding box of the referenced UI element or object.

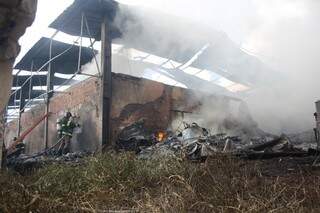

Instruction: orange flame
[156,131,166,142]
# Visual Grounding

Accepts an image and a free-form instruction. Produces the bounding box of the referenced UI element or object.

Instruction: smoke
[242,0,320,134]
[169,91,263,139]
[111,0,320,135]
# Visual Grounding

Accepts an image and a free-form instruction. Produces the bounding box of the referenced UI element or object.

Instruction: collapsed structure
[4,0,275,157]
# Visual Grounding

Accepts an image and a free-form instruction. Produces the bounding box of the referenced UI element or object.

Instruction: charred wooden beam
[247,137,282,152]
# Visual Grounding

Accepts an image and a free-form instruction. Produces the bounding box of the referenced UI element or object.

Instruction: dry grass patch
[1,153,320,212]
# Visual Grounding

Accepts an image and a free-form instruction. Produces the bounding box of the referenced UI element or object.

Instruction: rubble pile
[117,121,316,161]
[137,123,243,160]
[116,119,154,152]
[6,151,92,174]
[6,122,319,173]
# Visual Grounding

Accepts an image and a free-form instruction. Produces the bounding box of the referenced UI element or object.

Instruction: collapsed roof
[49,0,274,88]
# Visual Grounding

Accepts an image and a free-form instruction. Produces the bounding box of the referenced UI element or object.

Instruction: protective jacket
[57,117,76,137]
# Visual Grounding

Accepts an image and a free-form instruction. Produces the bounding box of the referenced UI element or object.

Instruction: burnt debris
[116,121,317,161]
[6,121,318,174]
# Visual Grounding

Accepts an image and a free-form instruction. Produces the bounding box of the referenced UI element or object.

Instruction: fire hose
[17,135,67,160]
[6,113,51,155]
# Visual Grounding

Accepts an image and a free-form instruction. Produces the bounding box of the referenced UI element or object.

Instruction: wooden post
[100,16,112,149]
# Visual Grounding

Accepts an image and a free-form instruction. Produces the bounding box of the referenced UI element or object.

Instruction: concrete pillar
[100,16,112,150]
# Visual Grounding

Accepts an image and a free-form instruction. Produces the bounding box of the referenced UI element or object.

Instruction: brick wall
[4,74,203,154]
[4,73,247,154]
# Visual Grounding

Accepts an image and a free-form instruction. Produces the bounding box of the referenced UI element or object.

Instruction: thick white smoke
[242,0,320,134]
[113,0,320,135]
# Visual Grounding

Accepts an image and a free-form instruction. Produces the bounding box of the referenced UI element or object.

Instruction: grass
[1,153,320,212]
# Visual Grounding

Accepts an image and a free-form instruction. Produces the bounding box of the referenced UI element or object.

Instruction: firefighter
[56,112,78,155]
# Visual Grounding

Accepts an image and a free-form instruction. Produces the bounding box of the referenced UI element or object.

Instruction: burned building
[4,0,270,154]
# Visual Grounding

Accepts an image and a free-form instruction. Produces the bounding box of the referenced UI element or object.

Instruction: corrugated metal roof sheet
[14,37,97,74]
[49,0,120,40]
